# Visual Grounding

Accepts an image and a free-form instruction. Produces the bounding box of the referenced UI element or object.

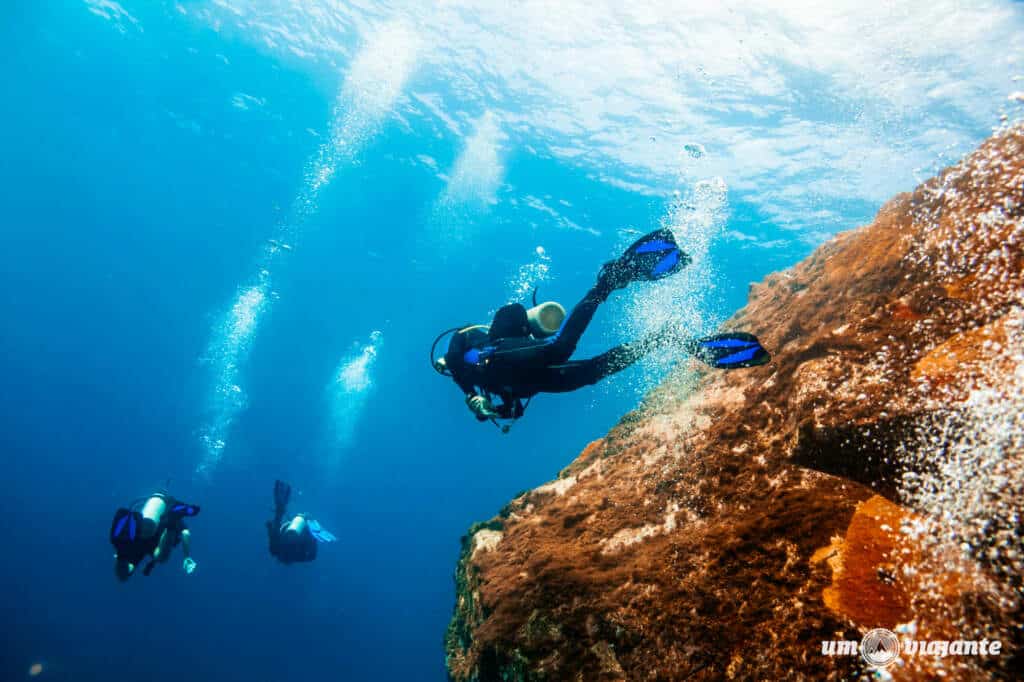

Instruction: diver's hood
[442,325,490,373]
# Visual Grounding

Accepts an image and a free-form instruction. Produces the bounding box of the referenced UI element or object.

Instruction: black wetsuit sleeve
[447,328,482,396]
[162,516,186,547]
[451,376,489,420]
[454,376,478,399]
[447,327,501,421]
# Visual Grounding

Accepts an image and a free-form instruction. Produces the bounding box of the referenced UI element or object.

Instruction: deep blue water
[2,2,1019,681]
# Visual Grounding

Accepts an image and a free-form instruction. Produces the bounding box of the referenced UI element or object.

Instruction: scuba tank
[526,301,566,338]
[279,513,318,562]
[284,514,308,537]
[139,494,167,539]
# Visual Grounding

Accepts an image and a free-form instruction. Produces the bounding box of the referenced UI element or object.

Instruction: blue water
[3,3,1020,681]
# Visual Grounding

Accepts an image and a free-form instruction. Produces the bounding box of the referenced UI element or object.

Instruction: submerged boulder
[446,125,1023,681]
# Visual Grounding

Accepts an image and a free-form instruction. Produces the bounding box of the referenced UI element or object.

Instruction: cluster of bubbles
[197,283,269,476]
[616,176,730,397]
[336,331,384,393]
[891,130,1023,669]
[430,111,508,255]
[438,111,506,210]
[899,322,1024,575]
[683,143,705,159]
[895,311,1023,675]
[197,21,419,478]
[505,245,552,306]
[325,331,384,475]
[301,21,421,211]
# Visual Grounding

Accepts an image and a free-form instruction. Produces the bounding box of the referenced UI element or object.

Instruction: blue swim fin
[600,229,690,291]
[307,519,337,544]
[169,501,200,517]
[110,503,144,557]
[110,508,140,549]
[688,332,770,369]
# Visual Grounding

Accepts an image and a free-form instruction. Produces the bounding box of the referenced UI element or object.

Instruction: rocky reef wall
[446,125,1023,681]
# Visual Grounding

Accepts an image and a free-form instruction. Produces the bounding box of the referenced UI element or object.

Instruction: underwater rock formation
[446,125,1023,681]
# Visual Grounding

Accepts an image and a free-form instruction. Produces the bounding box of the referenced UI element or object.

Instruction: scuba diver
[431,229,771,430]
[109,491,199,581]
[267,480,336,564]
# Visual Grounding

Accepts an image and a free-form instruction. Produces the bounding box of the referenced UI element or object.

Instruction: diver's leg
[273,480,290,522]
[488,289,605,369]
[529,342,648,393]
[489,276,615,370]
[153,529,170,561]
[545,230,690,362]
[541,284,608,362]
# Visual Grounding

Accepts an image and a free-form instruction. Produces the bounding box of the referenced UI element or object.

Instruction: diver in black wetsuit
[110,492,200,581]
[267,480,336,564]
[431,229,771,428]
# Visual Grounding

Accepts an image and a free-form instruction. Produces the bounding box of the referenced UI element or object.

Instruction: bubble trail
[888,138,1024,673]
[506,245,551,306]
[196,22,419,478]
[618,176,730,394]
[439,111,506,209]
[430,110,507,251]
[325,331,383,476]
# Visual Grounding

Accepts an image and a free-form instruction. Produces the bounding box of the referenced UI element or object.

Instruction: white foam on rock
[534,475,577,497]
[471,529,504,559]
[601,502,680,554]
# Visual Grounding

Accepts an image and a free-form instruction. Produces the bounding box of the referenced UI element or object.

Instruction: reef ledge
[446,125,1023,681]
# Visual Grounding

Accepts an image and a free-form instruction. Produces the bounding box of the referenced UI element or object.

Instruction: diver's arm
[454,375,477,399]
[153,529,168,560]
[453,375,493,421]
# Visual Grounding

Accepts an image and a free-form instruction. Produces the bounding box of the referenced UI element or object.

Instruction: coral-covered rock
[446,126,1024,681]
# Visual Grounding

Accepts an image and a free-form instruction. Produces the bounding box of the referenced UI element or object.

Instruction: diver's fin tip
[691,332,770,369]
[603,229,689,290]
[308,519,337,543]
[110,508,133,542]
[274,480,291,509]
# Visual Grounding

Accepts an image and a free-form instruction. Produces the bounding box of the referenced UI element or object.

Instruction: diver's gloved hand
[183,557,197,575]
[466,395,499,420]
